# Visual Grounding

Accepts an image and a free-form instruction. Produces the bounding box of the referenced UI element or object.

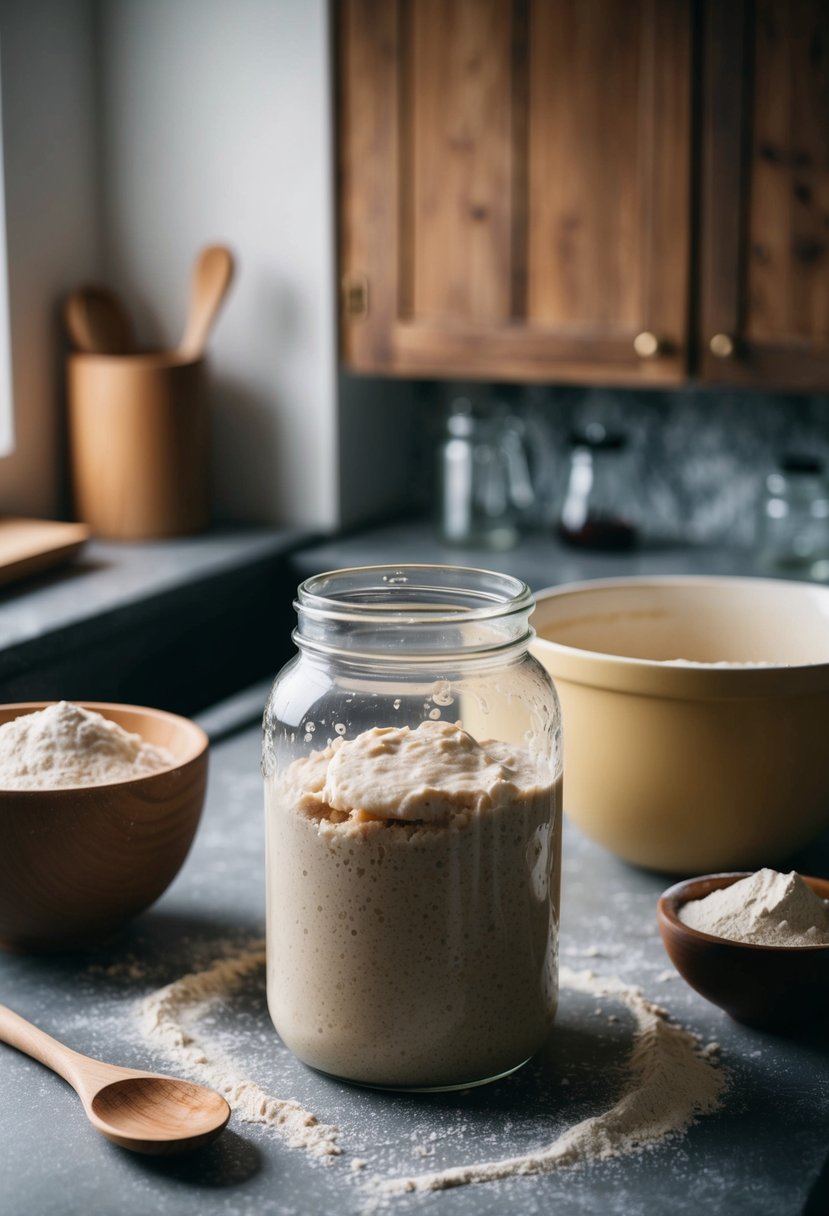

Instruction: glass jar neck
[293,565,535,665]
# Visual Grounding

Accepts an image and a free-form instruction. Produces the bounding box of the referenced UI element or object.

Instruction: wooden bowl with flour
[0,702,208,952]
[657,872,829,1028]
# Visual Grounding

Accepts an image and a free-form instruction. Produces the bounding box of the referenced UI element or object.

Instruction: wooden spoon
[63,285,135,355]
[178,244,235,358]
[0,1003,230,1154]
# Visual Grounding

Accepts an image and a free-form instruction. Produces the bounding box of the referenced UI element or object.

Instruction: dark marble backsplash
[422,382,829,547]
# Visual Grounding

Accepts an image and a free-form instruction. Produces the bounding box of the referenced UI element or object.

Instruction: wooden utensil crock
[67,351,209,540]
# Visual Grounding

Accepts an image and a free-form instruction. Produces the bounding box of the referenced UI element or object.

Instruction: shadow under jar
[262,565,562,1090]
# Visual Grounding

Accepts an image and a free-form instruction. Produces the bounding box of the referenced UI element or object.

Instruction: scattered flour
[0,701,175,789]
[373,967,725,1197]
[88,957,151,981]
[137,944,724,1194]
[139,943,341,1159]
[678,869,829,947]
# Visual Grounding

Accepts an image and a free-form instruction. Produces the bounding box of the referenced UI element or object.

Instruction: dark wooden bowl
[657,872,829,1028]
[0,702,208,952]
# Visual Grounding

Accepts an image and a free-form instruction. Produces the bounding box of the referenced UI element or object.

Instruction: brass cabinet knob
[342,273,369,319]
[709,333,736,359]
[633,331,663,359]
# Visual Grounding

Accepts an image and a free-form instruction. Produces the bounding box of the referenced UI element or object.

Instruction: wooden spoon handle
[179,244,235,358]
[0,1003,88,1089]
[63,285,134,355]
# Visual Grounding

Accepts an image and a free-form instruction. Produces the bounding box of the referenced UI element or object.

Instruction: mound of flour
[0,701,174,789]
[678,869,829,947]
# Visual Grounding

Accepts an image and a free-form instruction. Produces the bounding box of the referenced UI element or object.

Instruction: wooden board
[0,518,90,588]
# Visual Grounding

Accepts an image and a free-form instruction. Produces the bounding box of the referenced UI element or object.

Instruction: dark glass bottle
[557,423,639,550]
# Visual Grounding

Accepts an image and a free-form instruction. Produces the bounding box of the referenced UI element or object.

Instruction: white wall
[0,0,415,530]
[96,0,340,528]
[0,0,101,516]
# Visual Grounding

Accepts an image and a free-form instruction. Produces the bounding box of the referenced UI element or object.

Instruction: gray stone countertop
[286,519,768,591]
[2,691,827,1216]
[0,527,307,660]
[0,527,313,710]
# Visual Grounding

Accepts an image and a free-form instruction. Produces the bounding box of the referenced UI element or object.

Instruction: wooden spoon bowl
[63,285,135,355]
[657,872,829,1028]
[90,1076,230,1153]
[179,244,235,358]
[0,702,208,952]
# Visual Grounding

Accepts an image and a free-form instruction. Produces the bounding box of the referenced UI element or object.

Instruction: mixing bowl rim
[535,571,829,597]
[532,574,829,694]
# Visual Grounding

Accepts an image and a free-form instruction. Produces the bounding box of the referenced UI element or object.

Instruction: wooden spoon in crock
[178,244,235,358]
[63,285,135,354]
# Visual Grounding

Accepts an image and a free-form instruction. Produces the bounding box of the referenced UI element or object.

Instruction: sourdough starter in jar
[263,565,562,1090]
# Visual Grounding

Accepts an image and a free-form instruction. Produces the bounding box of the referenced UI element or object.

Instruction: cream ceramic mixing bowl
[531,576,829,874]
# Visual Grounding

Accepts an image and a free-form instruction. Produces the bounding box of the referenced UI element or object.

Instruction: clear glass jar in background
[556,422,641,550]
[755,453,829,581]
[435,398,519,548]
[262,565,562,1091]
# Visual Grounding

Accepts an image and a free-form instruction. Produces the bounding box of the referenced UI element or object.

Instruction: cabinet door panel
[749,0,829,343]
[339,0,692,384]
[527,1,646,331]
[405,0,514,323]
[700,0,829,387]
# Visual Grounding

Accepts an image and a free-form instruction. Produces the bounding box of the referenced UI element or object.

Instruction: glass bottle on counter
[262,565,562,1091]
[557,423,640,550]
[435,399,518,549]
[756,453,829,581]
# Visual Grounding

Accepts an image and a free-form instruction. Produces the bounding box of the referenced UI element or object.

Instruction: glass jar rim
[295,564,534,625]
[293,565,536,663]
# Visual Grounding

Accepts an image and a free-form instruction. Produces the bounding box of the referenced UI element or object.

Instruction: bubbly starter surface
[265,720,561,1088]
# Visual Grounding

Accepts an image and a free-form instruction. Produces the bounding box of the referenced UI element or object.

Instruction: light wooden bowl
[0,703,208,952]
[657,872,829,1028]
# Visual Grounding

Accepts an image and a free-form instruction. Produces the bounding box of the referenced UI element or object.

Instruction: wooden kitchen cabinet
[337,0,829,391]
[699,0,829,389]
[337,0,693,385]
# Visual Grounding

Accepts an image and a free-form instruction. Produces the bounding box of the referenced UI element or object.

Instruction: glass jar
[755,453,829,581]
[436,400,518,549]
[557,423,640,550]
[262,565,562,1091]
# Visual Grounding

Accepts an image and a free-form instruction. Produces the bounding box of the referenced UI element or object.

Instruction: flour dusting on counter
[372,966,725,1196]
[140,943,341,1158]
[138,942,724,1192]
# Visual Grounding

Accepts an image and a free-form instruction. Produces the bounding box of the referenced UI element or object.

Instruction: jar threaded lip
[293,564,535,661]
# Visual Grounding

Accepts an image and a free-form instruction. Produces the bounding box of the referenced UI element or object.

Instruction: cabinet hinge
[342,273,369,319]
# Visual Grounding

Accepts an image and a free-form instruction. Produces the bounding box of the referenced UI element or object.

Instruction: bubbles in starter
[432,680,454,707]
